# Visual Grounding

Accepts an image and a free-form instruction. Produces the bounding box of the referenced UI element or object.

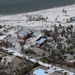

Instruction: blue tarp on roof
[32,37,46,46]
[33,68,46,75]
[19,31,28,36]
[38,38,46,44]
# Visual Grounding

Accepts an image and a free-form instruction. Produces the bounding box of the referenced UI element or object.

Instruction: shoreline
[0,4,75,16]
[0,4,75,28]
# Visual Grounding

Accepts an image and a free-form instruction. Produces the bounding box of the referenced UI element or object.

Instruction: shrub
[40,57,51,63]
[33,62,40,68]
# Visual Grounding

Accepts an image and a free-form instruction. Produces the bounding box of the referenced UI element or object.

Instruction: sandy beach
[0,4,75,28]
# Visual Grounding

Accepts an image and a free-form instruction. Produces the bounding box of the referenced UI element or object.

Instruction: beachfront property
[18,31,28,39]
[26,15,46,21]
[33,68,60,75]
[31,37,47,47]
[32,66,75,75]
[33,69,64,75]
[17,31,32,45]
[33,68,46,75]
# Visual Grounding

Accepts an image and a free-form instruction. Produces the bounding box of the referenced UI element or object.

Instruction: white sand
[0,4,75,28]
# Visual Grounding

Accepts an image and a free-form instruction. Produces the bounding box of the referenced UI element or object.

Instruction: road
[0,47,75,75]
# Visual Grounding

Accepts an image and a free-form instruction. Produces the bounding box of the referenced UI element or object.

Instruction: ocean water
[0,0,75,15]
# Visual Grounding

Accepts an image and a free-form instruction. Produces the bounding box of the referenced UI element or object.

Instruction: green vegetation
[57,44,62,50]
[73,62,75,67]
[29,50,36,54]
[40,57,51,63]
[0,25,3,29]
[33,62,40,68]
[18,64,33,75]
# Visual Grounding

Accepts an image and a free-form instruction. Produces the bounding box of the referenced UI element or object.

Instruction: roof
[32,37,46,46]
[18,31,28,36]
[38,38,46,44]
[33,68,46,75]
[0,35,6,40]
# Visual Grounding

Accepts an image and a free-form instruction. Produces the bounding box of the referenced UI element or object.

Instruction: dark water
[0,0,75,15]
